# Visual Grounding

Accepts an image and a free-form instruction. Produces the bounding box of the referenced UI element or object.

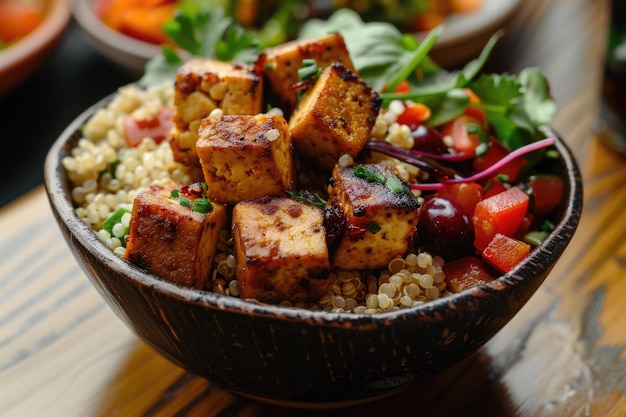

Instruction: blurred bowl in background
[72,0,161,78]
[0,0,71,96]
[427,0,522,68]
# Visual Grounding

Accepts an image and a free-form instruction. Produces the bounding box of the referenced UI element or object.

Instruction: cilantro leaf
[519,67,557,127]
[140,3,259,88]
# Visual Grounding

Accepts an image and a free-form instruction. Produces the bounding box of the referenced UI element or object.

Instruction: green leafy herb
[140,2,258,87]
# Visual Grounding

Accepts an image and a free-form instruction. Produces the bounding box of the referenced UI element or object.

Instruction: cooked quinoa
[63,83,449,314]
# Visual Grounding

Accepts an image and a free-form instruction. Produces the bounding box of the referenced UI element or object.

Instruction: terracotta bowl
[72,0,161,77]
[44,92,583,408]
[0,0,71,95]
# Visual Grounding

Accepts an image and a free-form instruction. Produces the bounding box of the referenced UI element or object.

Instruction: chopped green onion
[354,165,386,185]
[385,175,405,194]
[367,222,382,234]
[102,208,130,235]
[286,190,327,210]
[192,198,213,213]
[170,189,179,198]
[524,231,549,245]
[179,197,191,208]
[298,59,322,81]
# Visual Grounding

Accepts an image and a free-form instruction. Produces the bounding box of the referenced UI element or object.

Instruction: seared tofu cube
[196,113,295,205]
[255,33,356,115]
[289,63,381,171]
[171,59,264,166]
[231,197,332,304]
[124,183,227,289]
[328,163,420,270]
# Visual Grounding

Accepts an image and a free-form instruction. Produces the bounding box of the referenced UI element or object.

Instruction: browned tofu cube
[171,59,264,166]
[289,63,381,171]
[255,33,356,115]
[124,183,227,289]
[328,163,420,270]
[196,113,295,205]
[231,197,332,304]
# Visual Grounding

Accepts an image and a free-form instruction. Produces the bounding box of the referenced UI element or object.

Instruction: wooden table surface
[3,0,626,415]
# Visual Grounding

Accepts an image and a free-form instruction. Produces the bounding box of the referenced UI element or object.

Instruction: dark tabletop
[0,20,136,208]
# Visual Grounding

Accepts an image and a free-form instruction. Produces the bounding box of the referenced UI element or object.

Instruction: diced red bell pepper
[437,182,484,216]
[472,186,530,251]
[124,107,174,147]
[443,256,497,293]
[526,174,565,222]
[396,103,431,128]
[440,115,483,153]
[473,137,526,183]
[482,233,531,273]
[394,80,411,93]
[482,175,509,199]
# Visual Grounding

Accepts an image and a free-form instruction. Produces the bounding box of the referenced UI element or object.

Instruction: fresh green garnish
[353,165,412,197]
[286,190,327,210]
[179,197,191,208]
[298,59,322,81]
[140,1,258,87]
[354,165,386,185]
[367,221,382,235]
[102,208,130,235]
[192,197,213,213]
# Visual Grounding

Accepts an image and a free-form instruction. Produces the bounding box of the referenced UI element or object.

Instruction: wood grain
[2,0,626,415]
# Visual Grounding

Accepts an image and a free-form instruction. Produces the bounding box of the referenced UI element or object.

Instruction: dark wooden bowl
[44,92,583,408]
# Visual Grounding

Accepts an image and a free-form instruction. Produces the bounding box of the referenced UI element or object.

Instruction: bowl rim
[0,0,71,72]
[72,0,161,61]
[44,89,583,325]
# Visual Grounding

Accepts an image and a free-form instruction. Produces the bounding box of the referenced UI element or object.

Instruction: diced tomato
[526,174,564,222]
[482,175,509,199]
[440,115,483,153]
[124,107,173,146]
[482,233,531,273]
[396,103,431,128]
[394,81,411,94]
[437,182,483,216]
[443,256,497,293]
[472,186,530,251]
[473,138,526,183]
[0,1,44,44]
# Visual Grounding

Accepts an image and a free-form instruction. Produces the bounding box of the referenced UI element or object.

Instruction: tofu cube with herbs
[328,163,420,270]
[171,59,264,166]
[231,196,332,304]
[124,182,227,289]
[255,33,356,115]
[196,113,295,205]
[289,63,381,171]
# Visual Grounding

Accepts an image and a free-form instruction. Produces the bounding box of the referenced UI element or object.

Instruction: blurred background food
[94,0,483,49]
[0,0,70,95]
